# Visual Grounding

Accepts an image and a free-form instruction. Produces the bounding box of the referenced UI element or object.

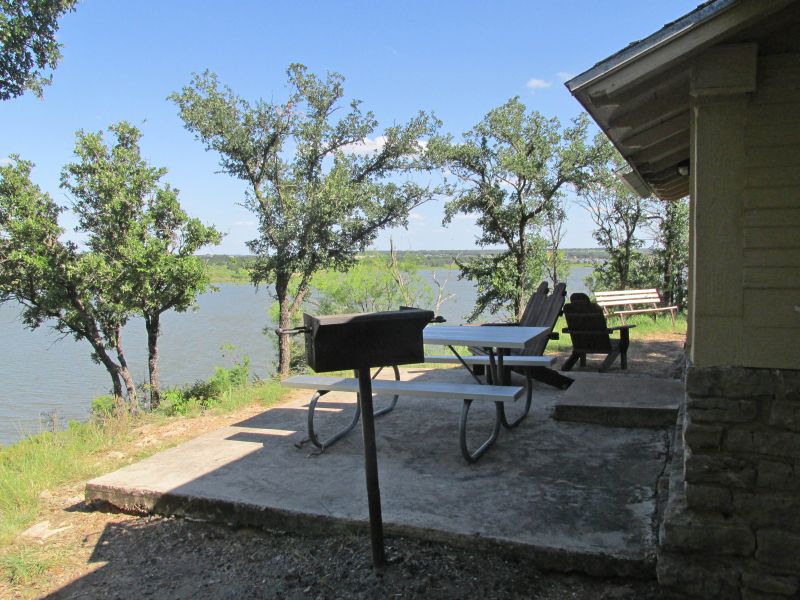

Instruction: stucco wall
[741,53,800,368]
[689,51,800,370]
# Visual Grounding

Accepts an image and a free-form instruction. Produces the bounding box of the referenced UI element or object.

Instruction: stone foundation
[658,365,800,599]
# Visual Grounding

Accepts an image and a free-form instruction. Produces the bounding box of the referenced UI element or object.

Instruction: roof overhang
[566,0,797,200]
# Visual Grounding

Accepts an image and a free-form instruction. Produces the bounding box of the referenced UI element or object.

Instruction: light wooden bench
[282,374,526,462]
[594,288,678,325]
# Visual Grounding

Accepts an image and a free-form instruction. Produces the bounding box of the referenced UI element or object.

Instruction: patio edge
[85,481,655,580]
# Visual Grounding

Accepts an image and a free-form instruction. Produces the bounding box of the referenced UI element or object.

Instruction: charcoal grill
[277,307,440,568]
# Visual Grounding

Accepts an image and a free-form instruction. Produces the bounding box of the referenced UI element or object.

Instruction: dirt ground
[4,335,684,600]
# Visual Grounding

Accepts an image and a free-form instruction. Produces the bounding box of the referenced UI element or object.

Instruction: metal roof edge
[565,0,738,93]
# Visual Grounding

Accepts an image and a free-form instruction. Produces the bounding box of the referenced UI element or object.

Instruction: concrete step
[553,374,682,428]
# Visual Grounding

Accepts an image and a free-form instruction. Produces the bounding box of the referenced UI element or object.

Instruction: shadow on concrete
[84,367,677,580]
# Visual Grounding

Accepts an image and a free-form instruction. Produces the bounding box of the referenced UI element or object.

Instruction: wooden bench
[282,374,526,462]
[594,288,678,325]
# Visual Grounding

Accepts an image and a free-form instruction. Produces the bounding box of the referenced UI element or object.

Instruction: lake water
[0,267,591,445]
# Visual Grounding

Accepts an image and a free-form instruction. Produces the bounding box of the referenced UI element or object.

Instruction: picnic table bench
[594,288,678,325]
[282,374,526,462]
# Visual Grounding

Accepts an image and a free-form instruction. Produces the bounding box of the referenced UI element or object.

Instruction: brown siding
[742,53,800,369]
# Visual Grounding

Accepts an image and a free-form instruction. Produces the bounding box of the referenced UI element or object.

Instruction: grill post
[357,367,386,569]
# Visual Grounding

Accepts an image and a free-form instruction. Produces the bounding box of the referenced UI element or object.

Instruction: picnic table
[285,324,550,462]
[280,317,549,569]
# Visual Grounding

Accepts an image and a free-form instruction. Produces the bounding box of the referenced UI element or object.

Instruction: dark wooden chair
[470,281,572,389]
[561,293,635,372]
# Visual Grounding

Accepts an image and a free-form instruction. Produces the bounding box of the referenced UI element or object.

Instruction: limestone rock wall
[658,365,800,599]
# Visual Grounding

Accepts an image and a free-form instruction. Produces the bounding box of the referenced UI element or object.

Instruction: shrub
[90,395,117,418]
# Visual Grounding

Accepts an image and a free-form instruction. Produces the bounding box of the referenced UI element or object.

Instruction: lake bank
[0,268,592,445]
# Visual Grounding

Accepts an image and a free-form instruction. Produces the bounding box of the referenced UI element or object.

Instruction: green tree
[579,139,654,292]
[430,99,607,321]
[312,254,433,315]
[0,0,77,100]
[648,197,689,309]
[61,122,222,408]
[0,157,137,403]
[542,199,570,286]
[170,64,440,376]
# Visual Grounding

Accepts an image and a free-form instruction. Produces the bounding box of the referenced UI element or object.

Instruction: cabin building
[567,1,800,597]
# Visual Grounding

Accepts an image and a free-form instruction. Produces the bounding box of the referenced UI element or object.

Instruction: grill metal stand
[277,308,439,570]
[357,367,386,568]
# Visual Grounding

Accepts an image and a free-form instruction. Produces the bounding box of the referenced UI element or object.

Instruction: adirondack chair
[561,293,635,372]
[470,281,573,389]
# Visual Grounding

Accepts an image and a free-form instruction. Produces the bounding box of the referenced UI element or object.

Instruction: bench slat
[424,355,555,367]
[616,306,678,316]
[282,375,524,402]
[597,295,660,303]
[596,294,660,303]
[595,288,659,297]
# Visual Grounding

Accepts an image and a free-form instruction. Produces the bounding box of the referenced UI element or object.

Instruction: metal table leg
[459,399,503,462]
[299,365,401,451]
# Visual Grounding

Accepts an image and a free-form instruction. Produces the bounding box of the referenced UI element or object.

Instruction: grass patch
[0,546,53,584]
[548,312,687,353]
[0,357,288,557]
[0,416,133,544]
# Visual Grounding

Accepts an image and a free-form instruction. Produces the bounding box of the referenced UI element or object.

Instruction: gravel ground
[43,513,664,600]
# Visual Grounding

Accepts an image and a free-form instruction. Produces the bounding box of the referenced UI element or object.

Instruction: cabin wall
[659,47,800,599]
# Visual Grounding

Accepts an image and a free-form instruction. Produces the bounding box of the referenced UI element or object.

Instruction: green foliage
[60,121,223,406]
[430,98,609,321]
[90,395,117,418]
[0,156,134,402]
[455,239,546,321]
[312,255,433,314]
[649,198,690,309]
[579,138,656,292]
[157,354,251,416]
[170,64,441,375]
[203,255,252,283]
[0,0,77,100]
[579,140,689,307]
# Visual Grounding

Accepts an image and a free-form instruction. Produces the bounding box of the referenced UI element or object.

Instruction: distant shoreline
[204,251,605,284]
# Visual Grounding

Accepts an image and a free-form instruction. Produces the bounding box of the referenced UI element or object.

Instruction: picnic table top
[422,325,548,349]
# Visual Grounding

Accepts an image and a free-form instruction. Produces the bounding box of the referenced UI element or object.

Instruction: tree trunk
[277,296,292,377]
[113,326,138,413]
[145,313,161,409]
[515,248,527,322]
[91,340,124,399]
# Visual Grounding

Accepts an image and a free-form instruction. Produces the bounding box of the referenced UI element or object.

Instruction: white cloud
[233,220,257,226]
[409,211,425,222]
[557,71,575,83]
[0,157,11,167]
[342,136,427,156]
[342,135,389,155]
[526,78,552,90]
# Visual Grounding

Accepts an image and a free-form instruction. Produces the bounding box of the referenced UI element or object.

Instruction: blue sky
[1,1,699,253]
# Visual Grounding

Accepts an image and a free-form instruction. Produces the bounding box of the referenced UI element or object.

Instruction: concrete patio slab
[553,374,682,428]
[86,368,674,578]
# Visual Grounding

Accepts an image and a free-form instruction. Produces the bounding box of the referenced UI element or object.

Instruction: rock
[38,489,52,499]
[20,520,73,541]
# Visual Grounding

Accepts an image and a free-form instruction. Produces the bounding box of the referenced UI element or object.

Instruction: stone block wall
[659,365,800,599]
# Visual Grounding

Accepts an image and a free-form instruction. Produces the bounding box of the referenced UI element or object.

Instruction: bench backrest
[594,288,663,308]
[563,293,613,353]
[519,282,567,356]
